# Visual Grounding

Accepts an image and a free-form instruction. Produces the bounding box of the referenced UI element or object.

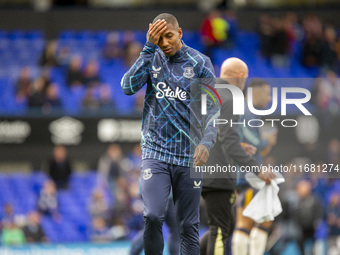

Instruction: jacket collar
[162,40,188,63]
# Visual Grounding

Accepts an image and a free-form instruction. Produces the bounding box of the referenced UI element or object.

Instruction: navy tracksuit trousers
[141,159,203,255]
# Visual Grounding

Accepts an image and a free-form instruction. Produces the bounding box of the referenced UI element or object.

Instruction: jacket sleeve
[238,111,268,150]
[219,99,259,168]
[121,41,156,95]
[198,57,220,151]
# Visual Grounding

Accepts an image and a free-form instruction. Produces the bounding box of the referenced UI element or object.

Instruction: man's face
[259,84,272,108]
[157,22,182,57]
[253,84,272,108]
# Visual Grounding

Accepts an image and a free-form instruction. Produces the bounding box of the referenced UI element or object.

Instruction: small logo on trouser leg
[143,168,152,180]
[193,181,201,188]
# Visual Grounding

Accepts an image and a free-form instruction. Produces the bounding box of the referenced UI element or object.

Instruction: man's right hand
[257,170,275,185]
[147,19,167,45]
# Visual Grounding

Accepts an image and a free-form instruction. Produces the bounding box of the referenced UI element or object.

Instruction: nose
[161,38,170,48]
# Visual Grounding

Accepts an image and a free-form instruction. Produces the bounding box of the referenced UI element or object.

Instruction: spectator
[38,180,59,219]
[301,14,323,67]
[48,145,72,189]
[40,40,58,67]
[0,220,26,246]
[56,45,71,68]
[28,77,46,108]
[321,26,338,72]
[89,217,112,243]
[258,15,289,66]
[22,211,47,243]
[258,14,274,58]
[102,32,121,61]
[97,143,123,193]
[123,42,142,68]
[98,84,113,109]
[327,138,340,165]
[303,13,323,41]
[326,192,340,255]
[82,86,101,110]
[15,66,31,105]
[1,203,16,227]
[66,55,84,87]
[88,189,110,220]
[44,83,62,110]
[314,71,340,126]
[82,84,113,110]
[127,144,142,172]
[90,217,128,243]
[271,18,289,67]
[200,9,230,57]
[83,60,101,87]
[283,12,303,52]
[295,179,323,255]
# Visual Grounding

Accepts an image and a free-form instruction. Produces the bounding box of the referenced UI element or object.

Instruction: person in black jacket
[48,145,72,190]
[200,58,273,255]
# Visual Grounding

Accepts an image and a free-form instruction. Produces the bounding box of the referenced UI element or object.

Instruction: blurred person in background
[321,26,339,73]
[82,85,101,110]
[97,143,123,195]
[90,217,112,243]
[88,189,110,221]
[90,216,128,243]
[98,83,113,109]
[15,66,31,105]
[22,211,47,243]
[44,83,62,109]
[233,79,278,255]
[301,14,323,68]
[295,179,323,255]
[258,14,274,59]
[326,192,340,255]
[200,9,230,58]
[127,144,142,171]
[0,203,22,237]
[83,60,101,87]
[0,220,26,246]
[82,83,114,110]
[283,12,303,53]
[48,145,72,189]
[258,15,289,66]
[201,58,270,255]
[270,17,289,67]
[56,45,71,69]
[38,180,59,220]
[40,40,59,68]
[327,138,340,165]
[1,203,16,226]
[28,77,47,108]
[102,32,121,62]
[66,55,84,87]
[123,41,142,68]
[313,71,340,129]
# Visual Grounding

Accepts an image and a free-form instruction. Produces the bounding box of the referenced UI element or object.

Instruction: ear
[178,28,183,39]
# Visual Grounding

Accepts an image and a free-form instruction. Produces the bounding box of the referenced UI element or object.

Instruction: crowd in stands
[0,143,143,244]
[1,11,337,116]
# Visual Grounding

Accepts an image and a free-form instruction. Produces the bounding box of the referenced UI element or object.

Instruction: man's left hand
[193,144,209,167]
[241,143,257,157]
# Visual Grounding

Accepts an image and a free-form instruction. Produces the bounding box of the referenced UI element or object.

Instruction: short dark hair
[152,13,179,29]
[247,78,268,88]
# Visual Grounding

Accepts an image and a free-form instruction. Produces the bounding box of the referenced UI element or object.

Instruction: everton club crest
[183,67,194,78]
